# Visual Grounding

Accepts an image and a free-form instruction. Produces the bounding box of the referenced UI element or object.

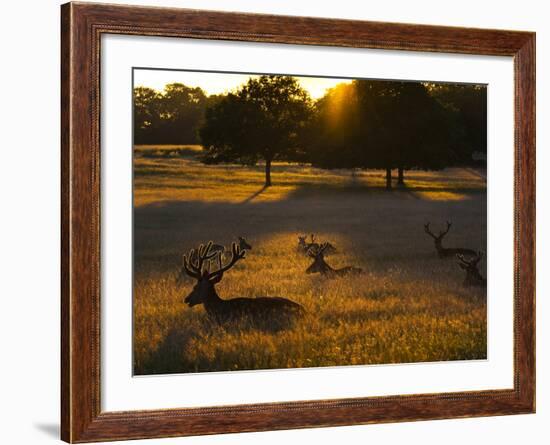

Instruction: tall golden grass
[133,145,487,375]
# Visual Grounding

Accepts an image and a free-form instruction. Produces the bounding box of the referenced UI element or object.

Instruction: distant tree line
[134,76,486,188]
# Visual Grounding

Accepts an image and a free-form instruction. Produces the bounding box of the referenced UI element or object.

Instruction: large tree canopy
[308,80,455,188]
[199,75,312,186]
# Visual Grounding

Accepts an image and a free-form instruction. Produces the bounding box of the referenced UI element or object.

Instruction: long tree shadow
[134,185,486,280]
[240,185,268,204]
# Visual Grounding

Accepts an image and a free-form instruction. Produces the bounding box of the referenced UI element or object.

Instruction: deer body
[306,243,361,277]
[192,284,303,325]
[424,222,477,258]
[181,242,303,330]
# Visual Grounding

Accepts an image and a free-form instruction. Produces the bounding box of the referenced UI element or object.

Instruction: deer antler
[456,253,471,266]
[439,221,452,238]
[425,221,452,240]
[307,242,328,258]
[208,242,246,282]
[182,241,218,279]
[456,250,483,266]
[424,222,437,239]
[318,242,330,256]
[473,250,483,265]
[182,249,200,279]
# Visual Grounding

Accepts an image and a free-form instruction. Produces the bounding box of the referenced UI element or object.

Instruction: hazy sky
[134,69,351,99]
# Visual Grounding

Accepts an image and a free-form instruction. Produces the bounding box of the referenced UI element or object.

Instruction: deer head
[306,243,330,274]
[424,221,452,248]
[181,241,246,306]
[238,236,252,250]
[456,251,486,286]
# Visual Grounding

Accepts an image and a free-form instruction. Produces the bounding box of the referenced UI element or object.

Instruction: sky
[134,69,351,99]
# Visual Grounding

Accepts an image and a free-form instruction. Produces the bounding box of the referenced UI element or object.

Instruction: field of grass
[133,144,487,375]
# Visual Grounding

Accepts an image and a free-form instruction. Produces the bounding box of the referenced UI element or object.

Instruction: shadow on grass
[135,325,200,375]
[135,315,300,375]
[240,185,268,204]
[133,190,486,287]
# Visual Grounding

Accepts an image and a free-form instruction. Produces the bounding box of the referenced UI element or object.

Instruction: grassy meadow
[133,145,487,375]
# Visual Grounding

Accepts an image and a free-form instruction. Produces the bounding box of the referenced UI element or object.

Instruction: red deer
[306,243,361,277]
[457,252,486,287]
[424,221,477,258]
[180,242,304,329]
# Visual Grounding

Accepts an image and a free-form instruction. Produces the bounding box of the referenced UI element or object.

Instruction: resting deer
[298,234,336,255]
[306,243,361,277]
[424,221,477,258]
[457,251,486,287]
[181,241,304,328]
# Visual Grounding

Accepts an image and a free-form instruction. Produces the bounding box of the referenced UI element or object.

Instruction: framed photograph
[61,2,535,442]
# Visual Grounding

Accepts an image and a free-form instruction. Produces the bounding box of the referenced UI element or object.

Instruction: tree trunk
[265,158,272,187]
[397,166,405,185]
[385,168,392,190]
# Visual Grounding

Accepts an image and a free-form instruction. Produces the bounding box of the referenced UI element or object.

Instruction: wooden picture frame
[61,2,535,442]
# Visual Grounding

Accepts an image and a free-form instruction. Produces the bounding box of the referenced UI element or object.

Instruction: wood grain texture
[60,4,71,441]
[60,2,536,442]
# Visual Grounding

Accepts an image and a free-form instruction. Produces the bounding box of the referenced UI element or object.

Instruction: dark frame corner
[61,2,535,442]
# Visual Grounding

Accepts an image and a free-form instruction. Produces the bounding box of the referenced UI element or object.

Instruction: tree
[199,75,312,187]
[353,80,400,189]
[133,87,162,144]
[354,80,453,188]
[390,82,454,185]
[157,83,208,143]
[133,83,208,145]
[308,80,454,189]
[427,83,487,165]
[304,83,362,170]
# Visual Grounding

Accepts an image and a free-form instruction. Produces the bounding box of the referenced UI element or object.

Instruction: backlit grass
[134,145,486,206]
[133,145,487,375]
